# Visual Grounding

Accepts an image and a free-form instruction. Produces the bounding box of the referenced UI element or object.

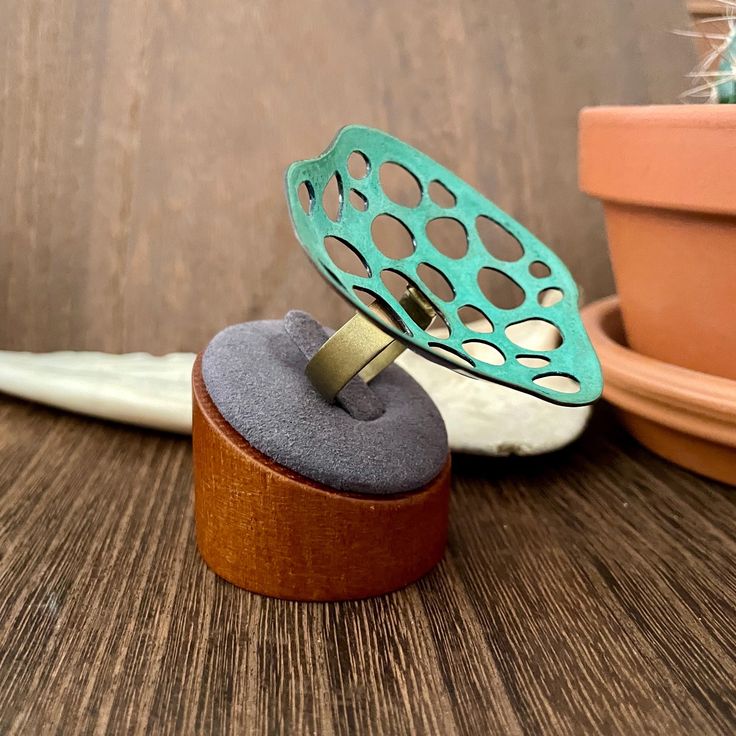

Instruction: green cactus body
[717,26,736,103]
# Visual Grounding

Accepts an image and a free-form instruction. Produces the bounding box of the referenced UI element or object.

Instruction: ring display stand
[193,356,451,601]
[192,126,602,601]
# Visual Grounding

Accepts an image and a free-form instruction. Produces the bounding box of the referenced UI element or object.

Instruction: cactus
[682,1,736,103]
[717,20,736,102]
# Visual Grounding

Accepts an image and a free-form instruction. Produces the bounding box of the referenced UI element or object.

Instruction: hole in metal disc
[476,216,524,262]
[371,214,415,259]
[428,180,456,208]
[516,355,551,368]
[347,151,369,179]
[529,261,551,278]
[417,262,455,302]
[298,181,314,215]
[457,305,493,333]
[322,173,343,222]
[379,161,422,207]
[462,340,505,365]
[352,285,374,306]
[533,374,580,394]
[427,312,451,339]
[324,236,370,278]
[349,189,368,212]
[425,217,468,259]
[505,319,562,351]
[380,269,411,301]
[477,268,525,309]
[538,288,563,307]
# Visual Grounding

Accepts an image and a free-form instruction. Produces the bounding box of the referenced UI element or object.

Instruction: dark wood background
[0,0,692,354]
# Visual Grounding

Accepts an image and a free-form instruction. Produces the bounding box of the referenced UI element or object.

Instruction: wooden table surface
[1,396,734,735]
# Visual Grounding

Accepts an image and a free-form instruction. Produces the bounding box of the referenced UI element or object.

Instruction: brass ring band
[305,288,435,402]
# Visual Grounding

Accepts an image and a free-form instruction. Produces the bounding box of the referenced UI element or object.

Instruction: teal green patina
[285,125,602,407]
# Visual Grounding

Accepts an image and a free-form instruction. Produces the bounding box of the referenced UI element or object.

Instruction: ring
[306,287,435,402]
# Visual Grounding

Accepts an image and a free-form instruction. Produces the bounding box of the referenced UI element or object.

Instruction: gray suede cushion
[201,311,448,495]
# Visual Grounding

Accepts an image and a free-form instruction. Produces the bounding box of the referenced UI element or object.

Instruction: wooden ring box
[192,349,451,602]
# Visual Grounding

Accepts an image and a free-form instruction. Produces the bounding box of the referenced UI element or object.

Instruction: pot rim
[579,105,736,216]
[582,296,736,448]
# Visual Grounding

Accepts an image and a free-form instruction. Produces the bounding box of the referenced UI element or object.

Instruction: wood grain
[0,0,693,354]
[192,356,451,601]
[1,397,734,735]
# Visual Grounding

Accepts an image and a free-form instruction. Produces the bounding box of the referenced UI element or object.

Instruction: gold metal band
[305,288,435,402]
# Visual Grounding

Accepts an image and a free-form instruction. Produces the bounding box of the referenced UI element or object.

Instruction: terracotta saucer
[581,296,736,486]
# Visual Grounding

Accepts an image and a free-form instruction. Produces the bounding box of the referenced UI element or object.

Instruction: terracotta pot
[579,105,736,380]
[582,296,736,485]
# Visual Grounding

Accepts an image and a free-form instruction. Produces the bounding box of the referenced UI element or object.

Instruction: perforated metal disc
[285,125,602,407]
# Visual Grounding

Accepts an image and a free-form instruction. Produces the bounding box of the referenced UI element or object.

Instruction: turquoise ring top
[285,125,602,407]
